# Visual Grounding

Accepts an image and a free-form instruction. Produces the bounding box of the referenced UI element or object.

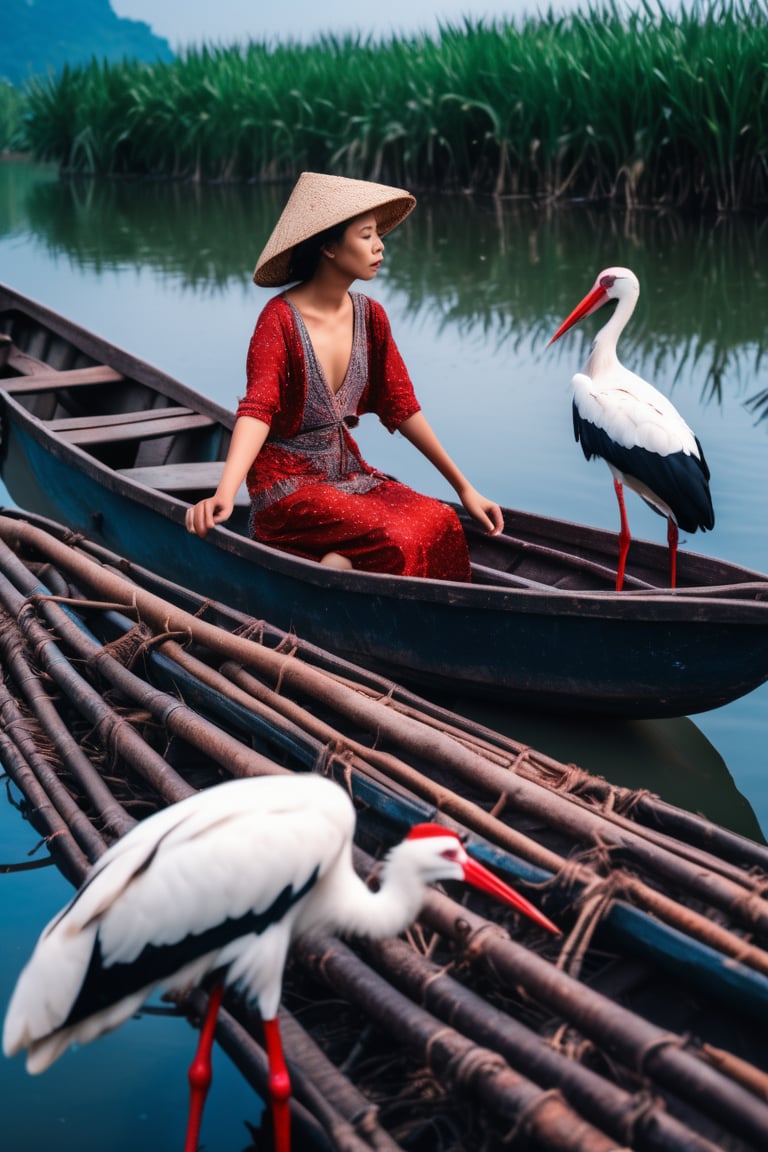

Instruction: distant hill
[2,0,174,87]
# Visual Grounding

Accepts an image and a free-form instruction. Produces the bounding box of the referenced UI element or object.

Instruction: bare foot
[319,551,353,570]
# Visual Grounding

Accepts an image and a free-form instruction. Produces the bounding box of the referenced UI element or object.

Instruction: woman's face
[325,212,384,281]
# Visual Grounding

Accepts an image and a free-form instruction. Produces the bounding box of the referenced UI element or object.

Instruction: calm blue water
[1,159,767,1149]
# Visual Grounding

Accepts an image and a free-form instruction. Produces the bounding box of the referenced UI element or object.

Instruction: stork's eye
[440,847,461,862]
[599,274,617,289]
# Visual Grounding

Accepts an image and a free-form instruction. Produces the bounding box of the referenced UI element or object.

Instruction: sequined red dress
[236,292,471,580]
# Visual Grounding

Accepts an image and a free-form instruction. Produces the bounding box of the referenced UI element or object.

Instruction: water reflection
[384,199,768,423]
[22,174,269,288]
[4,163,768,422]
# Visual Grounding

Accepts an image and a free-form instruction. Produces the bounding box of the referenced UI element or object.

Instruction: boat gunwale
[3,386,768,626]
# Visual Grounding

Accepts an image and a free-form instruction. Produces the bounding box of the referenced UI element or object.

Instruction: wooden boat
[2,280,768,719]
[2,507,768,1152]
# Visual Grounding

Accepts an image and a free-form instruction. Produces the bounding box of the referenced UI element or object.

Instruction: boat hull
[3,412,767,717]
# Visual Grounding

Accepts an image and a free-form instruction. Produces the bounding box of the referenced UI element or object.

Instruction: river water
[1,158,767,1149]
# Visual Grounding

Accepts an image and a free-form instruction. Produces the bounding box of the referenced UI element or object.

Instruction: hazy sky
[110,0,682,49]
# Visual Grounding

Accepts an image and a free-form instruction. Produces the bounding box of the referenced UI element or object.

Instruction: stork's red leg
[667,518,679,589]
[184,983,223,1152]
[613,478,630,591]
[263,1016,292,1152]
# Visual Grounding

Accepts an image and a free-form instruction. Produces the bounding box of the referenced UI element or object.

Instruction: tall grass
[18,1,768,212]
[0,82,25,152]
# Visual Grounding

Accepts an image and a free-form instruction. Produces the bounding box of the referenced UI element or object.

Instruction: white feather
[572,368,700,459]
[3,775,353,1069]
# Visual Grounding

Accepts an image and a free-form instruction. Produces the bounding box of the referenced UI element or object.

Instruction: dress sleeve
[236,298,303,432]
[360,297,421,433]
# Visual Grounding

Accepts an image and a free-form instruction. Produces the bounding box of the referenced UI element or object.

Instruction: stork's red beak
[462,856,561,935]
[549,283,609,345]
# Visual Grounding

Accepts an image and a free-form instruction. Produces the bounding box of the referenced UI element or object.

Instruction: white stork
[3,773,559,1152]
[549,267,714,590]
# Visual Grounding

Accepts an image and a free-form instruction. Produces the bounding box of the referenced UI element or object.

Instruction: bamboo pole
[0,605,135,841]
[420,886,768,1149]
[0,541,284,796]
[0,622,113,863]
[1,517,766,943]
[359,935,724,1152]
[11,510,767,874]
[0,690,93,883]
[4,518,768,996]
[276,1009,406,1152]
[295,933,625,1152]
[361,686,768,876]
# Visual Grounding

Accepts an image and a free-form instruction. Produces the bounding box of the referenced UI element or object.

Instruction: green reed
[0,82,25,152]
[16,1,768,211]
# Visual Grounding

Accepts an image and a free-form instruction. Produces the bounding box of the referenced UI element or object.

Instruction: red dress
[236,292,471,581]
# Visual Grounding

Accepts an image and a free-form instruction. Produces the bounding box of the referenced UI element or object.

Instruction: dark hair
[288,217,354,282]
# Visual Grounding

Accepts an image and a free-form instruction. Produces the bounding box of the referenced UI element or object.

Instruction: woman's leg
[252,481,471,581]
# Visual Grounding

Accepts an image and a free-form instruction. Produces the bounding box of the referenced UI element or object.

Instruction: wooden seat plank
[118,461,226,489]
[1,364,125,394]
[57,412,215,446]
[47,405,196,433]
[118,461,249,505]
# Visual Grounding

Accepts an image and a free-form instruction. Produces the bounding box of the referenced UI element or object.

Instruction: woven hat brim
[253,173,416,287]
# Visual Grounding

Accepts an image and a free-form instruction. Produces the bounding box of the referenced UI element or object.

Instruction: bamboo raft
[1,506,768,1152]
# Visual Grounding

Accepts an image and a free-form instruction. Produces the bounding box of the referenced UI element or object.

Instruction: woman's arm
[398,411,503,535]
[185,416,270,537]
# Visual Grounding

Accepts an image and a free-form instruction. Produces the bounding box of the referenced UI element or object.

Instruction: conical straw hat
[253,172,416,287]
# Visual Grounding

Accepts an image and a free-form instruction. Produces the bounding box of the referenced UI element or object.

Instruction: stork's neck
[327,851,432,942]
[585,292,636,377]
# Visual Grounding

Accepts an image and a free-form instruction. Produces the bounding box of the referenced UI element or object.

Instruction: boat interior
[0,305,238,497]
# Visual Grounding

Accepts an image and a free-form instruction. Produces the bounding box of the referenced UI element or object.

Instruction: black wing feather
[573,405,714,533]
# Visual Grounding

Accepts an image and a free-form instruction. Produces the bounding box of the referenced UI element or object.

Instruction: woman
[185,172,503,579]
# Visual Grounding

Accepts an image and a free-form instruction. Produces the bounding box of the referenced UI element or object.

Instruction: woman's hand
[459,485,504,536]
[185,495,234,538]
[184,416,269,539]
